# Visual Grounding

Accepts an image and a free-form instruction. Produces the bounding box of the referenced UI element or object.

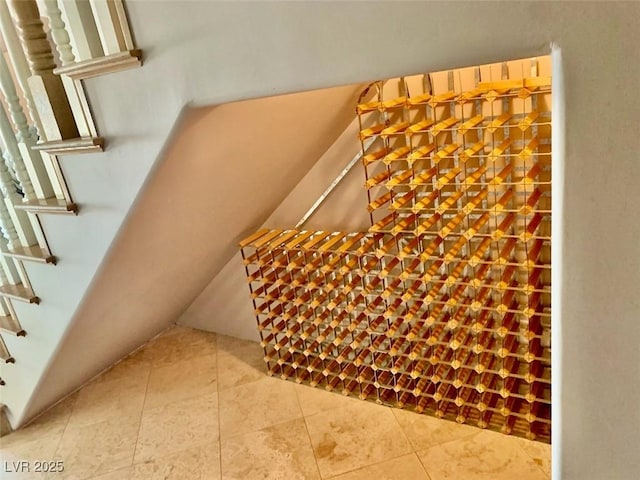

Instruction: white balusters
[0,1,43,139]
[6,1,56,76]
[7,0,79,141]
[0,153,21,250]
[0,257,9,286]
[0,297,8,316]
[58,0,104,62]
[0,53,54,199]
[51,0,140,83]
[0,110,35,202]
[42,0,76,67]
[0,147,36,247]
[0,55,36,145]
[41,0,95,138]
[0,249,21,286]
[0,197,19,251]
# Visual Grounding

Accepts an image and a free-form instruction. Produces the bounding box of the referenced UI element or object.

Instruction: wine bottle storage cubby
[240,57,551,443]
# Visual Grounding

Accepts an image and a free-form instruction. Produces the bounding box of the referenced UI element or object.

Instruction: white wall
[4,2,638,479]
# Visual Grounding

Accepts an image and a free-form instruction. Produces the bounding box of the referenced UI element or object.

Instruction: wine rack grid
[239,60,551,443]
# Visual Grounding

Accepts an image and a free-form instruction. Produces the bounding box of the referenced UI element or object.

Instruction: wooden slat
[383,146,411,165]
[302,232,332,250]
[406,92,431,106]
[252,229,284,249]
[238,228,271,248]
[432,117,458,135]
[486,113,512,133]
[266,230,298,248]
[524,77,552,89]
[428,91,457,106]
[409,144,436,164]
[317,233,346,252]
[406,119,434,136]
[359,123,386,140]
[458,115,484,135]
[367,192,393,212]
[362,148,387,166]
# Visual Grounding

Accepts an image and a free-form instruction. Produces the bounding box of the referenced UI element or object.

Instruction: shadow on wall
[35,82,365,411]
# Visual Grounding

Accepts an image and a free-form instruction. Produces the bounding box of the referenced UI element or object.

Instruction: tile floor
[0,326,551,480]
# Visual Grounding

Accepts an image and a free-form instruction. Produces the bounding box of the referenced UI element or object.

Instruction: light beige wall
[179,117,371,339]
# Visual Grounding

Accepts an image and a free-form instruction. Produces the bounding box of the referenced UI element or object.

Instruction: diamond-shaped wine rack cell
[240,58,552,443]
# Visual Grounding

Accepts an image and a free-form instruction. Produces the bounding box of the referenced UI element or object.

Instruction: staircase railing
[0,0,141,432]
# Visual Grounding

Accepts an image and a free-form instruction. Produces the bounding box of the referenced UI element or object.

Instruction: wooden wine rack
[240,61,551,443]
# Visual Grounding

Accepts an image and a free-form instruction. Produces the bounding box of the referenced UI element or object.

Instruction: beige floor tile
[131,442,220,480]
[52,415,140,480]
[144,353,217,410]
[0,434,60,480]
[220,418,319,480]
[218,376,302,439]
[141,326,216,368]
[67,375,148,429]
[2,393,77,447]
[305,400,412,478]
[517,438,552,477]
[294,383,361,417]
[88,466,132,479]
[216,335,265,391]
[134,393,218,463]
[417,429,549,480]
[327,453,431,480]
[392,408,478,450]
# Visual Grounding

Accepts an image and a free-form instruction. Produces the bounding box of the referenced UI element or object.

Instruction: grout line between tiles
[130,353,154,470]
[300,415,324,480]
[414,451,434,480]
[214,333,223,480]
[392,405,483,451]
[295,387,324,480]
[390,407,416,453]
[47,395,77,479]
